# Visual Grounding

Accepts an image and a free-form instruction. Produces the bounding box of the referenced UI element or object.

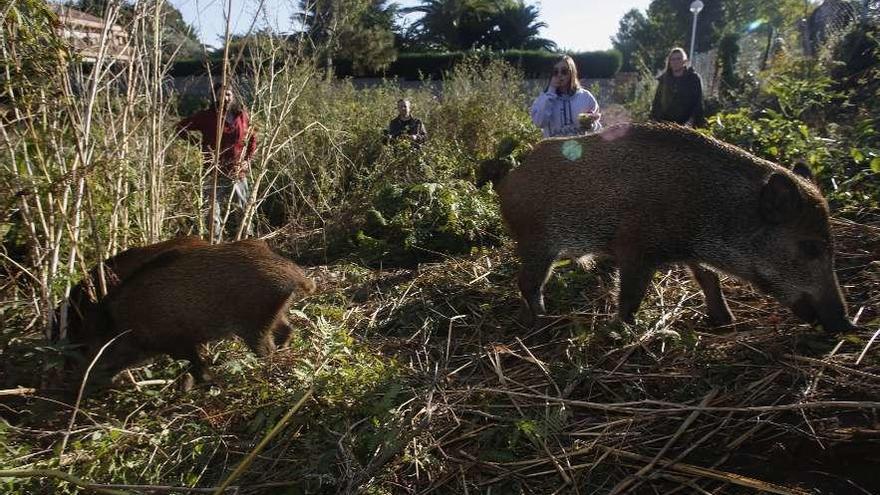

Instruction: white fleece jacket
[530,87,600,138]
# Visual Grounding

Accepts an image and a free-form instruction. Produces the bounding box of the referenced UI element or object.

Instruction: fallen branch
[473,388,880,414]
[211,386,315,495]
[599,446,811,495]
[0,387,36,396]
[0,469,304,494]
[784,354,880,381]
[856,326,880,366]
[0,469,130,495]
[609,388,720,495]
[60,330,132,457]
[132,379,171,387]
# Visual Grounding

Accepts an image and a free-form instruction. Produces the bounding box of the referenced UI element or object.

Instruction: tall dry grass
[0,0,534,344]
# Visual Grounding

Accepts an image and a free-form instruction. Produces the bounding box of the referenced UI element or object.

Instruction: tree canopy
[402,0,556,51]
[296,0,399,75]
[612,0,811,73]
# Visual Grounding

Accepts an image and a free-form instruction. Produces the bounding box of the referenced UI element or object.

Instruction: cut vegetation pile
[2,217,878,494]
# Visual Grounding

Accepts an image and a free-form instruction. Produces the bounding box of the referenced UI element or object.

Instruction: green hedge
[170,58,216,77]
[170,50,622,79]
[337,50,622,79]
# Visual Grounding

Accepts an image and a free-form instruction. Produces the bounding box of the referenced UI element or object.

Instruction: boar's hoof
[180,373,196,392]
[706,309,735,327]
[180,371,214,392]
[516,306,557,328]
[516,305,537,327]
[619,313,637,326]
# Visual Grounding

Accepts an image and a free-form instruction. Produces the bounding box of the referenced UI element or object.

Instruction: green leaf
[871,157,880,173]
[851,148,865,164]
[798,125,810,139]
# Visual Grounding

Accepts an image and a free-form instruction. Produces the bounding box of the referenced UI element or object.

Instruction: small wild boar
[55,236,209,344]
[74,239,316,387]
[496,122,857,332]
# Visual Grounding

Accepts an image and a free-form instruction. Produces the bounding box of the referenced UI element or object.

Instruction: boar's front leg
[96,336,147,386]
[171,346,211,390]
[517,250,555,324]
[617,262,657,324]
[687,263,734,326]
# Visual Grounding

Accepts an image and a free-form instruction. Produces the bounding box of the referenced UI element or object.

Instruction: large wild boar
[496,122,857,332]
[55,236,209,344]
[74,239,316,387]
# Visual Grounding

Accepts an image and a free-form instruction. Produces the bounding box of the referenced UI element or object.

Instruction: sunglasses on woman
[553,67,570,76]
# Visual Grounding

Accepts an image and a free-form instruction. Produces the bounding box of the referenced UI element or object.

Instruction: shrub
[833,21,880,77]
[706,107,831,168]
[354,178,504,265]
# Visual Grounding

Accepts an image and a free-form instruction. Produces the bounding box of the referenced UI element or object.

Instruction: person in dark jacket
[650,47,706,127]
[385,99,427,145]
[177,84,257,241]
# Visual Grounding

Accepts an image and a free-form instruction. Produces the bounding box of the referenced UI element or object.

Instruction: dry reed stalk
[0,387,37,396]
[609,388,720,494]
[598,446,811,495]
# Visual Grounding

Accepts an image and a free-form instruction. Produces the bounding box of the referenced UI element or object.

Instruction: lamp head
[690,0,704,14]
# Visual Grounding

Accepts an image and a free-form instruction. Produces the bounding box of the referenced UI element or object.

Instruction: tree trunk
[761,25,777,70]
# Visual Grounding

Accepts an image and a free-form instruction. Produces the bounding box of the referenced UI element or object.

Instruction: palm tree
[403,0,555,51]
[486,0,556,50]
[402,0,497,50]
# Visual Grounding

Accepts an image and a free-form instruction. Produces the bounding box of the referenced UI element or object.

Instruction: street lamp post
[689,0,704,61]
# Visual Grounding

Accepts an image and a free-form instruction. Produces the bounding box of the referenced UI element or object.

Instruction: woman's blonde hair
[547,55,581,95]
[662,47,689,76]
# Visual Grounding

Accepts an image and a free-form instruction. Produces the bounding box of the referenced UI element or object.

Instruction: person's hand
[578,112,601,132]
[235,160,250,180]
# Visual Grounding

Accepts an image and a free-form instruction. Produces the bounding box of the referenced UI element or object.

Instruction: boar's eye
[799,240,825,259]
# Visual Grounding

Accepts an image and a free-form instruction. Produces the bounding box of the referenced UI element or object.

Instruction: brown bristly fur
[71,239,316,388]
[497,122,856,332]
[56,236,210,344]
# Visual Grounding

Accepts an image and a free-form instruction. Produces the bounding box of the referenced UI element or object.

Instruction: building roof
[51,4,132,61]
[51,4,104,24]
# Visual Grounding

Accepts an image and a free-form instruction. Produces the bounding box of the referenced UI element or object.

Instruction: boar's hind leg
[517,251,555,322]
[244,330,276,358]
[687,263,734,326]
[272,316,295,349]
[617,263,657,324]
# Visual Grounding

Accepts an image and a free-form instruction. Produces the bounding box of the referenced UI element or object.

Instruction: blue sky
[168,0,654,51]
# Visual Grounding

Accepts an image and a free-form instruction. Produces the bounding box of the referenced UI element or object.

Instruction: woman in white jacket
[530,55,601,138]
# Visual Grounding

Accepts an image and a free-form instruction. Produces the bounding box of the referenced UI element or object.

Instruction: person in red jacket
[177,84,257,241]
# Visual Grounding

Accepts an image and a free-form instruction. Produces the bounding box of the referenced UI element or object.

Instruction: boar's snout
[790,294,858,333]
[790,295,818,325]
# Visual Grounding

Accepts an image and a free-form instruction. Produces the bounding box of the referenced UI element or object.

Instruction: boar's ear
[476,158,512,189]
[760,172,803,224]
